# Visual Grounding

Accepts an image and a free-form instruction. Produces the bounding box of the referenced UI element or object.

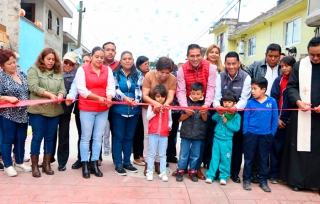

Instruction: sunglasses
[64,60,75,67]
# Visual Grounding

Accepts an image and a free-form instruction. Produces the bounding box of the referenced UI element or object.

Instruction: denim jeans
[148,134,168,173]
[0,116,3,156]
[243,132,273,184]
[79,110,108,162]
[112,112,139,168]
[0,116,28,167]
[29,113,60,155]
[177,138,202,171]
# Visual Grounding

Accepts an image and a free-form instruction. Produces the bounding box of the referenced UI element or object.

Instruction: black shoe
[0,162,4,171]
[230,175,241,183]
[167,157,178,163]
[251,174,259,184]
[115,167,127,176]
[123,164,138,173]
[166,163,169,167]
[188,173,198,182]
[50,157,56,163]
[82,162,90,179]
[292,186,300,191]
[90,161,103,177]
[58,165,66,171]
[72,160,82,169]
[243,181,251,191]
[259,183,271,192]
[176,172,184,182]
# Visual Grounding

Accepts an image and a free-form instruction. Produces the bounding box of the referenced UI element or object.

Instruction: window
[47,10,52,30]
[56,18,59,35]
[217,32,225,52]
[21,3,35,22]
[248,37,256,56]
[285,17,301,46]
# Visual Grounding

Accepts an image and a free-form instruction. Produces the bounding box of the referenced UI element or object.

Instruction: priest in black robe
[279,37,320,192]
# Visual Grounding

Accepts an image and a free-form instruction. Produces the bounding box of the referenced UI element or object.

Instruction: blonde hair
[205,44,224,73]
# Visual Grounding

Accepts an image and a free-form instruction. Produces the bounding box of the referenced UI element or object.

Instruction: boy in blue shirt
[205,93,241,185]
[243,77,278,192]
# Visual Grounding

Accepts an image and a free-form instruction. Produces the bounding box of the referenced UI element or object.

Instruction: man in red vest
[176,44,216,180]
[102,42,119,71]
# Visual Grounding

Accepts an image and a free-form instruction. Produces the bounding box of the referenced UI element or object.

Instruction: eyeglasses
[308,53,320,59]
[64,60,75,67]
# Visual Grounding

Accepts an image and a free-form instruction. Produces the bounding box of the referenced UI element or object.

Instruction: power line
[191,0,240,43]
[67,0,78,10]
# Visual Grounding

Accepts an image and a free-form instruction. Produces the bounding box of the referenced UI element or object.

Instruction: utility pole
[237,0,242,22]
[77,1,83,48]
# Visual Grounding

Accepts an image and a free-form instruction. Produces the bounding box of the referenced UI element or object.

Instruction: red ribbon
[0,99,315,111]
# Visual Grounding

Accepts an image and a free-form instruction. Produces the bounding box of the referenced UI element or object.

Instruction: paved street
[0,116,319,204]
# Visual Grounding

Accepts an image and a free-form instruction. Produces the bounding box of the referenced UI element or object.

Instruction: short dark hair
[251,76,268,90]
[82,53,90,59]
[136,56,149,68]
[222,92,236,102]
[102,42,116,50]
[156,57,173,71]
[152,84,167,99]
[281,56,296,67]
[225,51,239,62]
[266,43,281,55]
[280,53,286,56]
[190,82,204,92]
[187,44,201,55]
[307,37,320,50]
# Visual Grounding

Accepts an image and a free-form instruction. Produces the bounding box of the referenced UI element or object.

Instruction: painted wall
[19,17,44,73]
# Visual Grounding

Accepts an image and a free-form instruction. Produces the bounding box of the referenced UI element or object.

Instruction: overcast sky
[63,0,278,63]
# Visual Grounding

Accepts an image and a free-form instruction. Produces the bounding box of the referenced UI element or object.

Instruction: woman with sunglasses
[52,52,78,171]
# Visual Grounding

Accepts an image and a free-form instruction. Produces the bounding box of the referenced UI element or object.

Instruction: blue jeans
[80,110,108,162]
[148,134,168,173]
[177,138,202,171]
[243,132,273,184]
[29,113,59,155]
[0,116,3,156]
[112,113,139,168]
[0,116,28,167]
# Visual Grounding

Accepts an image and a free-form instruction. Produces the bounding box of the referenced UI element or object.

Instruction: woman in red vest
[74,46,115,179]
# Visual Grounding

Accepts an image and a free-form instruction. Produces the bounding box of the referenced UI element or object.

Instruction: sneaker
[0,162,4,171]
[176,172,184,182]
[115,167,127,176]
[146,171,154,181]
[205,178,213,184]
[269,178,278,184]
[123,164,138,173]
[4,166,18,177]
[243,181,252,191]
[159,172,168,182]
[188,173,198,182]
[14,163,31,172]
[220,179,227,185]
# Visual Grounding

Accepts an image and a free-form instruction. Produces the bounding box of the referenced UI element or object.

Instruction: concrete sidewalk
[0,116,319,204]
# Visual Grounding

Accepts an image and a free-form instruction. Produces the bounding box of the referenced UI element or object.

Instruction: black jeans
[133,115,144,160]
[167,112,180,162]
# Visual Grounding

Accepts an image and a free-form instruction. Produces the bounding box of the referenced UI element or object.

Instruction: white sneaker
[206,178,213,184]
[146,171,153,181]
[4,166,17,177]
[220,179,227,185]
[158,172,168,182]
[14,163,31,172]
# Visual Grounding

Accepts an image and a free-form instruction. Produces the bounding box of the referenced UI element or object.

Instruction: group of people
[1,36,320,194]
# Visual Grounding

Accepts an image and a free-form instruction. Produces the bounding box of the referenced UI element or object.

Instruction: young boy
[243,77,278,192]
[205,93,241,185]
[176,82,208,182]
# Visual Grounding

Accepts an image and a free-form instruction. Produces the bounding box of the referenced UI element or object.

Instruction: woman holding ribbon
[27,48,66,177]
[0,50,31,177]
[74,46,115,178]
